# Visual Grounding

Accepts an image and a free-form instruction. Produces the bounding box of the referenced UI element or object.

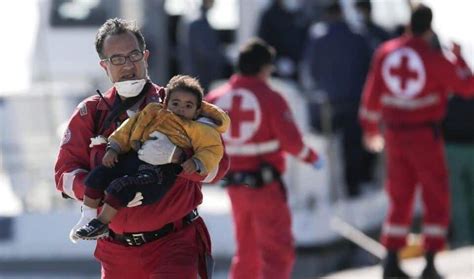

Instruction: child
[73,75,229,239]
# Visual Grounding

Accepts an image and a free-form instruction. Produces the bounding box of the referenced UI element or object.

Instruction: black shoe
[75,218,109,240]
[383,260,410,279]
[421,265,442,279]
[383,266,411,278]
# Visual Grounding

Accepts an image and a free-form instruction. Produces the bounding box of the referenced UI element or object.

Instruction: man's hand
[363,133,384,153]
[138,131,177,165]
[313,156,324,170]
[451,42,462,58]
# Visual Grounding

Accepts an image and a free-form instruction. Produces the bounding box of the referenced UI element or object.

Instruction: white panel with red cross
[381,47,426,99]
[213,88,262,144]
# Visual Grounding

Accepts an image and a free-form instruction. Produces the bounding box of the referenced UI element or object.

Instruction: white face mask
[114,79,147,98]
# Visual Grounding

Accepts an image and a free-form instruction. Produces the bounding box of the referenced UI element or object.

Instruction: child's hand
[181,159,197,174]
[102,150,118,167]
[131,140,142,151]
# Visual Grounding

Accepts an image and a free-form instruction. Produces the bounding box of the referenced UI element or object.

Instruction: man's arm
[437,50,474,97]
[268,93,319,165]
[179,149,230,183]
[54,100,97,201]
[138,132,230,183]
[129,135,229,207]
[359,48,385,152]
[359,47,384,135]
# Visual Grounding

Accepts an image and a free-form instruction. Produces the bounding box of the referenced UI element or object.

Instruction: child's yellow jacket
[109,101,230,174]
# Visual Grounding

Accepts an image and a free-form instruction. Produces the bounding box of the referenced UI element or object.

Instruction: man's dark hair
[325,0,342,15]
[410,4,432,36]
[355,0,371,12]
[237,38,275,76]
[165,75,204,109]
[95,18,146,59]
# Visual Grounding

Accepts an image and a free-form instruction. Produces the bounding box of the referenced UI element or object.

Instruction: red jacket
[206,75,318,173]
[54,83,229,233]
[360,36,474,134]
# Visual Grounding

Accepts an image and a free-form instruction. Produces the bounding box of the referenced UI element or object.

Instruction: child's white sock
[69,205,97,243]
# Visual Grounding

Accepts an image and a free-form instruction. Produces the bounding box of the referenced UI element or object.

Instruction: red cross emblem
[228,95,255,138]
[213,88,261,144]
[382,47,426,99]
[389,55,419,91]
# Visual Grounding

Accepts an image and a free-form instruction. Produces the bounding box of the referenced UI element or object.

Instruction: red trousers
[227,181,295,279]
[381,128,450,251]
[95,217,211,279]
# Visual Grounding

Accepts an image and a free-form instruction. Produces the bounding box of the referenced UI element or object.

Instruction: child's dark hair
[165,75,204,108]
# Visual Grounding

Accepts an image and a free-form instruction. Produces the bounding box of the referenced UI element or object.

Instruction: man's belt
[385,121,441,138]
[109,209,199,246]
[223,163,281,189]
[385,121,440,130]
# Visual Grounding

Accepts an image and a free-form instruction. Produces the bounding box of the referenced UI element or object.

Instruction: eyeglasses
[102,50,144,66]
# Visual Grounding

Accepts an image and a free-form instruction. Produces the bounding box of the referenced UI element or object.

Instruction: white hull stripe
[381,94,439,110]
[297,146,311,160]
[422,224,447,237]
[62,168,87,200]
[383,224,409,237]
[226,140,280,156]
[359,107,381,122]
[202,165,219,183]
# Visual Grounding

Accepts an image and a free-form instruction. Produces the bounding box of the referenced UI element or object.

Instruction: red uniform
[55,83,229,279]
[206,75,319,279]
[359,35,474,251]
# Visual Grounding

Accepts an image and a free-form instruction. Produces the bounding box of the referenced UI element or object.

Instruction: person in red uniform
[206,38,323,279]
[54,18,229,279]
[359,5,474,279]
